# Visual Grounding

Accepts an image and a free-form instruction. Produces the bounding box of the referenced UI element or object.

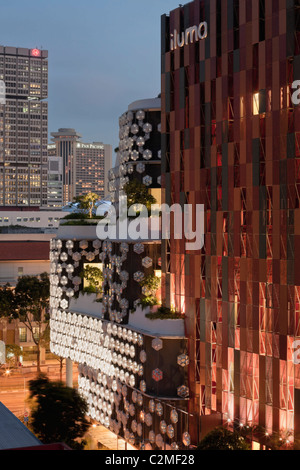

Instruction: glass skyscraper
[0,46,48,207]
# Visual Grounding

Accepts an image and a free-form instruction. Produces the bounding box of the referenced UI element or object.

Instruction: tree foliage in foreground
[197,427,250,450]
[0,284,15,318]
[0,274,50,372]
[28,374,90,450]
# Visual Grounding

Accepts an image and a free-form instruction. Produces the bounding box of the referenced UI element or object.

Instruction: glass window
[19,327,27,342]
[32,327,39,341]
[253,93,260,115]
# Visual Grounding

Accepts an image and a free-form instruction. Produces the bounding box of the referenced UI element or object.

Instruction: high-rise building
[0,46,48,207]
[48,0,300,450]
[47,154,63,209]
[50,129,112,205]
[76,142,112,200]
[161,0,300,448]
[50,129,82,206]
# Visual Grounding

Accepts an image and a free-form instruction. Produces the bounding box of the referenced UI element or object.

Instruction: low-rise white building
[0,232,54,286]
[0,210,65,230]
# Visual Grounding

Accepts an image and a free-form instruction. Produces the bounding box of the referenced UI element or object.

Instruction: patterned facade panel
[49,234,189,449]
[161,0,300,445]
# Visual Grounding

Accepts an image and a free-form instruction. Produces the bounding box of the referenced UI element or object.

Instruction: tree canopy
[197,427,250,451]
[0,273,50,371]
[14,272,49,319]
[123,179,156,211]
[0,284,16,318]
[28,374,90,450]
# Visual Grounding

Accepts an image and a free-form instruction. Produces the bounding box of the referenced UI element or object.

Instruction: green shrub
[62,212,88,220]
[140,296,159,310]
[145,309,183,320]
[60,219,102,226]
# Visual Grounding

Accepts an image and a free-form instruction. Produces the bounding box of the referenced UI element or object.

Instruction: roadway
[0,361,78,420]
[0,362,135,450]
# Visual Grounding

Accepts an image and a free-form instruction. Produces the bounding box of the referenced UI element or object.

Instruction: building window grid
[161,0,300,443]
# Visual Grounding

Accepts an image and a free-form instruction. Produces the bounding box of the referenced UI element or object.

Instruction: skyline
[0,0,178,160]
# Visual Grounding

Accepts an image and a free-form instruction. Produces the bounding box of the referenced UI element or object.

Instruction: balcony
[128,305,185,337]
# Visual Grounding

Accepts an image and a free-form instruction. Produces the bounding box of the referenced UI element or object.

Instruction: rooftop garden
[60,192,106,225]
[145,305,183,320]
[74,264,104,302]
[134,273,184,320]
[123,179,157,213]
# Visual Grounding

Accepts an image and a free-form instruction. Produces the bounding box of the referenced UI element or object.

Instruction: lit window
[253,93,260,115]
[19,327,27,342]
[33,327,39,341]
[17,267,24,276]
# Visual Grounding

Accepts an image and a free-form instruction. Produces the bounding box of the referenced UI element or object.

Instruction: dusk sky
[0,0,179,162]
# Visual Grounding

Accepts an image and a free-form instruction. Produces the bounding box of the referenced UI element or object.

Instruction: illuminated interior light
[253,92,260,115]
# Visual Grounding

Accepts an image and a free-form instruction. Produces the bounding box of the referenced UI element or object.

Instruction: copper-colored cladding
[161,0,300,444]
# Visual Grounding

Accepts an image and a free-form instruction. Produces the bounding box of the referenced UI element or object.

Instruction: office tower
[76,142,112,199]
[50,129,112,205]
[161,0,300,447]
[47,155,63,209]
[50,128,82,205]
[0,46,48,207]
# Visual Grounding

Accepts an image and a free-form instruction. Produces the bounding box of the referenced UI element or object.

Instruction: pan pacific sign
[170,22,208,51]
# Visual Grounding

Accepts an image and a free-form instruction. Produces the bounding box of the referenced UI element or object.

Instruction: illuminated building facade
[50,130,112,205]
[47,155,63,209]
[76,142,112,200]
[161,0,300,447]
[49,98,195,450]
[108,97,162,205]
[0,46,48,207]
[50,129,82,205]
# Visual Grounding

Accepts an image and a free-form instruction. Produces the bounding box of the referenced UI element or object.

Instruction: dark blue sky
[0,0,178,159]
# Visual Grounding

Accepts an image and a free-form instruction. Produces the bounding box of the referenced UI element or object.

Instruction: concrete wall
[128,306,185,337]
[0,260,50,286]
[0,211,65,229]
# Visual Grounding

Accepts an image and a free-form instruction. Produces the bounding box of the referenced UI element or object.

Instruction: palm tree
[74,192,99,218]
